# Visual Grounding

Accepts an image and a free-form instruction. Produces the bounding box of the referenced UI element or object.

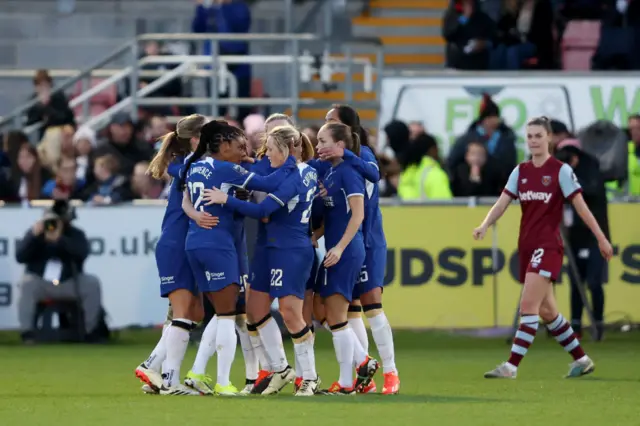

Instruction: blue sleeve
[167,162,183,179]
[243,156,297,192]
[226,177,298,219]
[42,179,56,198]
[503,165,519,198]
[225,195,282,220]
[191,4,210,33]
[342,166,366,198]
[345,147,380,182]
[307,159,330,176]
[559,163,582,199]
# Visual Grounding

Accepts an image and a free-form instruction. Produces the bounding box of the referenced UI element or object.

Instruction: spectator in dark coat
[92,112,153,177]
[555,139,610,340]
[16,200,102,343]
[25,70,75,140]
[192,0,252,120]
[447,94,517,187]
[450,140,503,196]
[491,0,555,70]
[443,0,497,70]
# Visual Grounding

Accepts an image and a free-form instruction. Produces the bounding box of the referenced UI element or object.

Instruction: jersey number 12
[188,182,205,211]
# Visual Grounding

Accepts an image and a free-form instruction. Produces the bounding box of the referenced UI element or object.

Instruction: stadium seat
[561,20,601,70]
[71,78,117,118]
[34,299,85,343]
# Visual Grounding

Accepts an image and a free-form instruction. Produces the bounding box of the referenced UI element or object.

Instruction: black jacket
[447,121,517,187]
[15,225,90,282]
[25,92,75,139]
[450,160,503,197]
[558,148,610,249]
[495,0,555,68]
[442,1,496,70]
[92,138,154,177]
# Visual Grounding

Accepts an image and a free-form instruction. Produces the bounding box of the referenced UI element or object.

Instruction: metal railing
[0,32,383,137]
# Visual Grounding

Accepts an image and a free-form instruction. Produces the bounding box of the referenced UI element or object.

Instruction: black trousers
[568,243,605,327]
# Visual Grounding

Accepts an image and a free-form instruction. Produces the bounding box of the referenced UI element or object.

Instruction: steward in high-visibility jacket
[605,141,640,197]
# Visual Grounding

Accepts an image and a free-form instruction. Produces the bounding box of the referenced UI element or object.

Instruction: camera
[43,200,76,231]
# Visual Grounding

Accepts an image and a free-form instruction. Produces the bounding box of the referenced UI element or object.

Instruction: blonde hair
[256,114,295,158]
[37,126,64,171]
[268,125,314,162]
[147,114,206,179]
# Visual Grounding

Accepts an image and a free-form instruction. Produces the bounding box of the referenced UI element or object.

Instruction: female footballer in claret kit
[474,116,613,379]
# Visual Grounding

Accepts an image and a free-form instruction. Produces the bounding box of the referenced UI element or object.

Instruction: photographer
[16,201,103,343]
[555,139,610,341]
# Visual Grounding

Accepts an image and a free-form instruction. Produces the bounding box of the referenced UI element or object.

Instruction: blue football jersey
[310,148,385,248]
[356,146,387,249]
[226,163,318,249]
[321,162,366,257]
[158,156,189,248]
[185,156,295,251]
[248,156,274,247]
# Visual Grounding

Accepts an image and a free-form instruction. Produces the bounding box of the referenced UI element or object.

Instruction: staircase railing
[0,32,383,136]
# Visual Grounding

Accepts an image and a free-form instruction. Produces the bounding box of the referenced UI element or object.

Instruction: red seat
[71,78,118,118]
[562,20,601,70]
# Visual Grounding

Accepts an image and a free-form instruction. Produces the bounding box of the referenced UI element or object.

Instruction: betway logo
[519,191,552,203]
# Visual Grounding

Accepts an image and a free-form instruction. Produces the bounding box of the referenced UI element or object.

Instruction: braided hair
[178,120,245,191]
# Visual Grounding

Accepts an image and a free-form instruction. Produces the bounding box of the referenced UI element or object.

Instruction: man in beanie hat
[447,93,517,187]
[555,139,609,340]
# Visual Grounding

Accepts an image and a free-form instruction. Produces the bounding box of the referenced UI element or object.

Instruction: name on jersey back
[190,165,212,179]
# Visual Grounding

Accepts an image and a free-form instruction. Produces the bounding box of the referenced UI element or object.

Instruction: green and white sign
[379,75,640,157]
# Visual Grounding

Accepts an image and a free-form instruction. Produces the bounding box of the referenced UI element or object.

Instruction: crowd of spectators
[2,83,640,205]
[443,0,640,70]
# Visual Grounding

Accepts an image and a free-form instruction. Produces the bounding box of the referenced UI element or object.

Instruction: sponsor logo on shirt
[160,276,175,285]
[233,165,249,175]
[519,191,552,204]
[323,196,335,207]
[205,271,226,281]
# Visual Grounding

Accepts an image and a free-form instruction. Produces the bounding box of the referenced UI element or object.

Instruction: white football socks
[162,319,191,387]
[348,315,369,353]
[332,327,354,388]
[191,316,218,375]
[216,317,237,386]
[144,322,169,371]
[293,336,317,381]
[236,318,259,381]
[248,331,271,371]
[368,311,397,374]
[350,327,368,367]
[258,318,289,372]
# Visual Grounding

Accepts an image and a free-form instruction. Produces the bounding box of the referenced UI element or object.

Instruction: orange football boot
[382,372,400,395]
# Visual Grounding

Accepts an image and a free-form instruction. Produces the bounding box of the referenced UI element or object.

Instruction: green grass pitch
[0,330,637,426]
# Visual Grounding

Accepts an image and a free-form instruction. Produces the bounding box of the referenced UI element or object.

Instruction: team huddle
[133,107,614,396]
[134,105,400,396]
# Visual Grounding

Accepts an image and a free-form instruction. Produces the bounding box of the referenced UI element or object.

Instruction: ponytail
[255,135,268,159]
[178,140,206,192]
[350,131,361,156]
[300,132,315,162]
[148,131,190,179]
